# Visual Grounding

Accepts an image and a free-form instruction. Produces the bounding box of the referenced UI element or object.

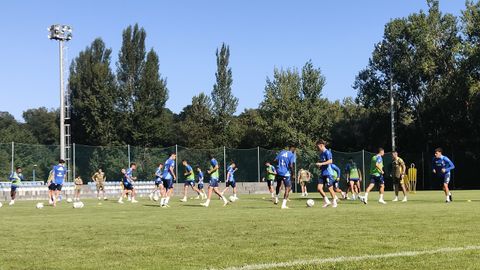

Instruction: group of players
[6,139,455,208]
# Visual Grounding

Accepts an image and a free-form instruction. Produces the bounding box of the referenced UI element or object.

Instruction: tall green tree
[211,43,238,146]
[178,93,215,148]
[116,24,147,144]
[132,49,169,146]
[69,38,118,145]
[22,107,59,145]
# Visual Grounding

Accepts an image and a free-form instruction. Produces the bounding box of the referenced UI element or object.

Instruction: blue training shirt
[319,149,334,176]
[124,168,134,184]
[275,150,296,177]
[53,165,66,185]
[331,164,341,179]
[162,158,175,180]
[227,165,235,181]
[155,167,162,180]
[432,155,455,176]
[198,171,204,184]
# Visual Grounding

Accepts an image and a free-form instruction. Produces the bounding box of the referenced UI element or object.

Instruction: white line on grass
[215,246,480,270]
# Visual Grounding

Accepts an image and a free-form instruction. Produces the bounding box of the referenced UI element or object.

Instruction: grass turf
[0,190,479,270]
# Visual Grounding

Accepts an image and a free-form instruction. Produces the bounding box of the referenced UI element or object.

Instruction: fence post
[127,144,131,166]
[362,149,365,192]
[294,153,297,193]
[223,146,226,182]
[421,151,425,190]
[175,144,178,184]
[11,141,14,173]
[257,147,260,182]
[73,143,76,180]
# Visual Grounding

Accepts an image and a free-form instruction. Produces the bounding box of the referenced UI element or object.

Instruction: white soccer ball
[0,202,3,208]
[229,196,236,202]
[66,198,73,203]
[73,202,84,209]
[36,202,44,209]
[306,199,315,207]
[153,195,159,201]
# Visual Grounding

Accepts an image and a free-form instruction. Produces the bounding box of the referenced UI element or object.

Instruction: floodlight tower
[48,24,72,164]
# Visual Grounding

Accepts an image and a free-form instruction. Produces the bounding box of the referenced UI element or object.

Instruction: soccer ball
[153,195,159,201]
[229,196,236,202]
[73,202,84,209]
[36,202,44,209]
[66,198,73,203]
[0,202,3,208]
[306,199,315,207]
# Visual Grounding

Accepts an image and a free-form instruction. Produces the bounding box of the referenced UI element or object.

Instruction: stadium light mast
[48,24,72,160]
[388,48,396,152]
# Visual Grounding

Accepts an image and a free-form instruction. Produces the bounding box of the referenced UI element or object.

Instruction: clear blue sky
[0,0,466,121]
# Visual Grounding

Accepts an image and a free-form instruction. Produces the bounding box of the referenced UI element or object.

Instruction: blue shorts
[162,178,173,189]
[226,180,236,188]
[435,173,451,184]
[276,175,291,188]
[370,175,384,185]
[349,178,360,182]
[198,183,204,190]
[318,175,335,187]
[49,183,63,191]
[11,185,18,192]
[184,180,195,187]
[209,178,219,188]
[123,182,134,190]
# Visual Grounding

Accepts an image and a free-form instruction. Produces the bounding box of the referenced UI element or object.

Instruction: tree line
[2,0,480,158]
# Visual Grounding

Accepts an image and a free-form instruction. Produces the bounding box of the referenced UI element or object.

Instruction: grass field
[1,190,480,270]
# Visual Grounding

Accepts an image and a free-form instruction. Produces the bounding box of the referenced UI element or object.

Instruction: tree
[211,43,238,146]
[178,93,215,148]
[132,49,169,146]
[69,38,118,145]
[116,24,147,144]
[0,112,37,144]
[22,107,59,145]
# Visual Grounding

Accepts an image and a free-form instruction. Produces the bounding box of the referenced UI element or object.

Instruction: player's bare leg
[378,184,386,204]
[317,183,331,207]
[201,186,228,207]
[401,183,408,202]
[443,183,451,202]
[281,186,291,209]
[327,186,337,208]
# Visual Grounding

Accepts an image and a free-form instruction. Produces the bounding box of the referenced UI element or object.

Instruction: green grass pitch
[0,191,479,270]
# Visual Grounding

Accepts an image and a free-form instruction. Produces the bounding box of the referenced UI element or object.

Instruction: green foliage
[178,93,216,148]
[22,107,59,145]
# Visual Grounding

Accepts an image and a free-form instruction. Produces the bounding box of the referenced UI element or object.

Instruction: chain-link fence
[1,142,479,190]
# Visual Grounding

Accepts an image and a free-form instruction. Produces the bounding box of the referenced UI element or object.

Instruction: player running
[391,151,407,202]
[273,145,296,209]
[200,154,228,207]
[331,164,347,201]
[160,153,177,207]
[345,158,362,200]
[92,169,107,200]
[221,161,238,200]
[180,160,202,202]
[149,163,164,201]
[49,159,66,207]
[315,140,337,208]
[118,163,138,204]
[432,148,455,203]
[196,167,207,199]
[74,176,83,202]
[360,148,386,205]
[8,166,24,206]
[297,168,311,197]
[264,161,276,199]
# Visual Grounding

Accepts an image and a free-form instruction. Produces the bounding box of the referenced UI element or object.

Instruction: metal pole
[223,146,226,182]
[175,144,178,184]
[33,165,36,182]
[59,40,66,160]
[257,147,260,182]
[11,142,14,173]
[421,151,425,190]
[127,144,131,165]
[362,150,366,192]
[73,143,76,180]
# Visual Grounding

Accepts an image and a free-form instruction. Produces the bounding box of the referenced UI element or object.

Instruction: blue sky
[0,0,467,121]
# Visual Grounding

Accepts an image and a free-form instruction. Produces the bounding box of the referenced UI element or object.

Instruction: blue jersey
[162,158,175,180]
[227,166,235,181]
[275,150,296,177]
[124,168,134,184]
[319,149,334,176]
[53,165,66,185]
[432,155,455,176]
[197,171,204,184]
[155,167,162,180]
